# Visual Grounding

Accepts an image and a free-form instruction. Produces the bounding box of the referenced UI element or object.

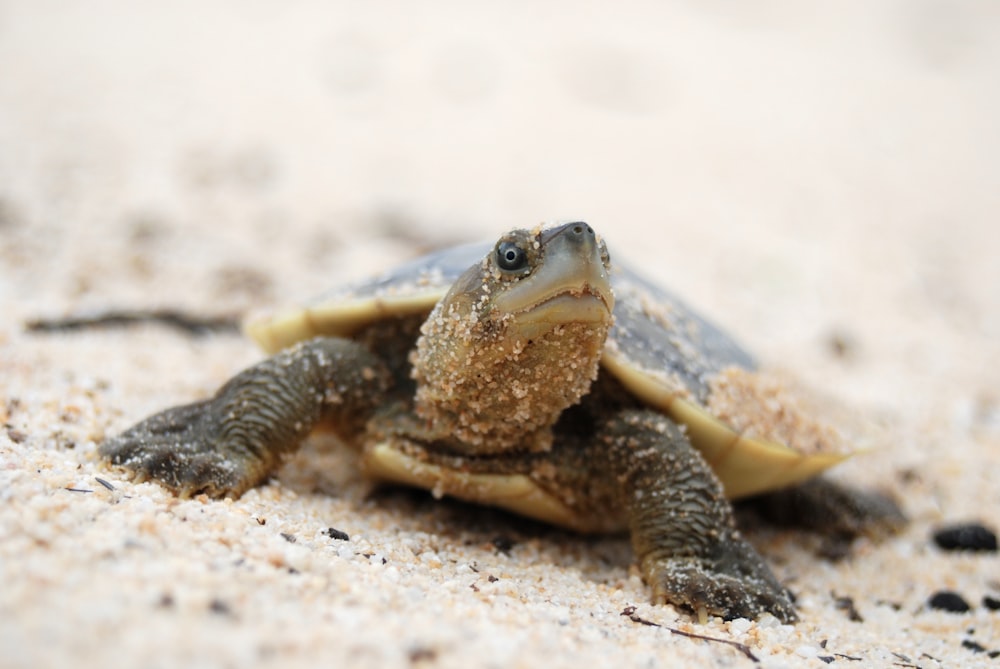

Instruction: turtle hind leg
[101,337,392,498]
[591,409,797,623]
[742,477,907,539]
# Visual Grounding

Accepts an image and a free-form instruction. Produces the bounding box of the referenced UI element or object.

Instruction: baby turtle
[102,222,904,623]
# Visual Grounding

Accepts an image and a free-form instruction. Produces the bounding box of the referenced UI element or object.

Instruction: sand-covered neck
[412,298,609,454]
[410,223,614,455]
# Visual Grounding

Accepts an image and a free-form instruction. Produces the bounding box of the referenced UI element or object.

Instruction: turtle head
[412,222,614,454]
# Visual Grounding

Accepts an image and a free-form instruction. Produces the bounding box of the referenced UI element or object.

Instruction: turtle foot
[100,399,264,498]
[643,548,798,623]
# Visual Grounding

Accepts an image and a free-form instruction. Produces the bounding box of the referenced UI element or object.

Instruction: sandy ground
[2,2,999,667]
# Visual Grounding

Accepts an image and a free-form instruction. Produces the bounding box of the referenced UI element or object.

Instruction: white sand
[2,2,999,667]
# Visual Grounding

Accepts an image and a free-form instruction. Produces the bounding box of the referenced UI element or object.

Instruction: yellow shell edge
[670,398,848,499]
[361,443,619,533]
[602,350,849,499]
[245,292,443,355]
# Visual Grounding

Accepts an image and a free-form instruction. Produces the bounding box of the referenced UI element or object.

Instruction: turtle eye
[496,241,528,272]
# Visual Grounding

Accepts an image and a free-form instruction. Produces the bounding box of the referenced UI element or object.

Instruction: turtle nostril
[571,222,592,236]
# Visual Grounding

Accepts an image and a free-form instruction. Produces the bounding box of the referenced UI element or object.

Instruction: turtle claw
[644,554,798,623]
[100,399,259,498]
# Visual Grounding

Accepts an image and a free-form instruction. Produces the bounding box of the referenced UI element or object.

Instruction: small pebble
[209,598,233,616]
[927,591,971,613]
[932,522,998,552]
[325,527,350,541]
[962,639,988,654]
[491,535,514,554]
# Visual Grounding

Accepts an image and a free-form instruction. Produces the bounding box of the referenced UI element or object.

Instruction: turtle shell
[246,240,850,500]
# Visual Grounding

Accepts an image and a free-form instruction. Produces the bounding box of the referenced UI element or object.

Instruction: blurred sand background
[2,1,999,667]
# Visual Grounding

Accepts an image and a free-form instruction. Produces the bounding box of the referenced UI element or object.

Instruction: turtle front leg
[101,337,392,498]
[595,409,797,623]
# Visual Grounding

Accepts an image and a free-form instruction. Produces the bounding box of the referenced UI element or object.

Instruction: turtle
[101,221,905,623]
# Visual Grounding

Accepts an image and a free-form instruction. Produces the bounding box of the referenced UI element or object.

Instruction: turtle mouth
[495,264,615,330]
[511,285,613,324]
[504,288,607,340]
[495,278,614,343]
[491,223,615,328]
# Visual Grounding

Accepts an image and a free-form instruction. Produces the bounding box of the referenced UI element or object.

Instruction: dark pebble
[927,591,971,613]
[833,593,864,622]
[491,535,514,554]
[962,639,988,654]
[932,522,998,552]
[209,598,232,616]
[325,527,350,541]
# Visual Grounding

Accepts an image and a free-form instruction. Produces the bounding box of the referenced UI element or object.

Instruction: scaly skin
[101,337,391,497]
[588,409,797,622]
